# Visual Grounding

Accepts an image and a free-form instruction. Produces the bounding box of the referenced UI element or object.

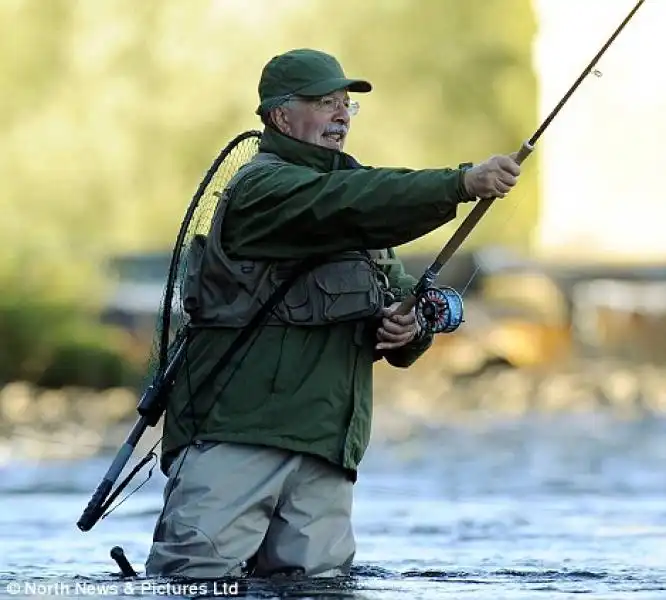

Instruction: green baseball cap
[256,48,372,115]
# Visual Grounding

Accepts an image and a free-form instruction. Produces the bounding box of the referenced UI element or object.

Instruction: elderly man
[145,48,520,580]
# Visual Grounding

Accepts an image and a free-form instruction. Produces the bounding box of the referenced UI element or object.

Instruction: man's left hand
[375,302,420,350]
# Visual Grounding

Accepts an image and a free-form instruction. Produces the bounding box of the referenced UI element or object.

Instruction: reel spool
[415,286,464,334]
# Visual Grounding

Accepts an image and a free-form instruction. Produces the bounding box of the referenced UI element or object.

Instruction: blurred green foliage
[0,0,538,388]
[0,291,144,389]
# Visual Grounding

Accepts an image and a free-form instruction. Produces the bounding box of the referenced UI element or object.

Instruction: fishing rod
[401,0,646,336]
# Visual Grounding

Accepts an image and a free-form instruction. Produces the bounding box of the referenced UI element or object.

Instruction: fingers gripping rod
[397,0,646,316]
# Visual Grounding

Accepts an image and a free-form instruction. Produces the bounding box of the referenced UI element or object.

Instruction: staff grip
[77,479,113,531]
[110,546,138,578]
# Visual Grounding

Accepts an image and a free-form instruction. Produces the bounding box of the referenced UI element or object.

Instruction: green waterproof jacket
[161,126,476,479]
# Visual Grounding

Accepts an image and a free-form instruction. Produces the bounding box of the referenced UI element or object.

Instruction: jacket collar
[258,125,363,172]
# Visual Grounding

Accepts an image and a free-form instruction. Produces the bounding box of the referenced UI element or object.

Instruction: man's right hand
[463,154,521,200]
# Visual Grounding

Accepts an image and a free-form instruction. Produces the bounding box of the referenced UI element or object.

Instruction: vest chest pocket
[311,259,384,323]
[269,263,314,324]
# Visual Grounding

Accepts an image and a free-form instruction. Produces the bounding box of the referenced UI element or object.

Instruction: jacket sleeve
[374,248,434,368]
[222,162,475,259]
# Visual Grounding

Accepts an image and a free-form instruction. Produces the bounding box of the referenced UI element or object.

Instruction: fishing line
[458,181,532,297]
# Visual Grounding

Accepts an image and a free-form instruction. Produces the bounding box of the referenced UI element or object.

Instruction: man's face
[272,89,353,151]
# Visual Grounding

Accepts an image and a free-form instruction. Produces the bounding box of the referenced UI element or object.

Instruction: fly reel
[415,286,464,334]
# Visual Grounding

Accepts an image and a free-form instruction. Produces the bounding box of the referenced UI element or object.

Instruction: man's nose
[333,105,350,126]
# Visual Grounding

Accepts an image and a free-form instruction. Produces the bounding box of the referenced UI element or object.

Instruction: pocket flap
[313,259,375,294]
[182,234,207,315]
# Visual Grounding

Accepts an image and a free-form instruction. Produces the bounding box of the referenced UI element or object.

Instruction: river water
[1,410,666,599]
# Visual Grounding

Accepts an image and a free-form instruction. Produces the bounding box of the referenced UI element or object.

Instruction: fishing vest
[182,152,398,328]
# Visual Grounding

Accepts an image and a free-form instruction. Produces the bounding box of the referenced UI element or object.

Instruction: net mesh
[142,130,262,386]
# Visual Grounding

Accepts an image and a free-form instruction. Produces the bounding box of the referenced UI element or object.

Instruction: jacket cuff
[456,162,476,203]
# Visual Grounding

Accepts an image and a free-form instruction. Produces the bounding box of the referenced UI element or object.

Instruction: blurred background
[2,0,666,437]
[2,1,666,595]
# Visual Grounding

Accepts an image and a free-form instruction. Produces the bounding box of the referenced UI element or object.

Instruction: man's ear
[270,106,291,135]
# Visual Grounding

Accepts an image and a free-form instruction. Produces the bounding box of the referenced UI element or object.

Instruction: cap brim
[296,77,372,96]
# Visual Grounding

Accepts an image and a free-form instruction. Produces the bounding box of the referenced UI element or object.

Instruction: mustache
[323,124,348,136]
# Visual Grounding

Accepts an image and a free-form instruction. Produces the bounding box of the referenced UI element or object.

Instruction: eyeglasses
[289,95,360,117]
